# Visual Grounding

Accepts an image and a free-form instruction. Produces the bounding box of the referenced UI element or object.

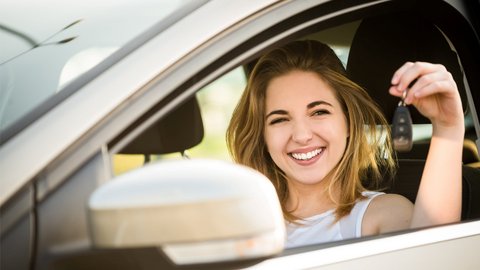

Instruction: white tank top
[285,191,384,248]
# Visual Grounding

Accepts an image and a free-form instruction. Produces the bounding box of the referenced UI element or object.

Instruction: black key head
[392,105,413,152]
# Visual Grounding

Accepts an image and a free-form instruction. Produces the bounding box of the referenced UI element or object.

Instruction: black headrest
[119,97,204,155]
[347,13,467,124]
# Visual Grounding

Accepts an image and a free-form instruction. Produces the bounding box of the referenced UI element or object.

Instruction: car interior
[346,12,480,220]
[112,9,480,247]
[117,97,204,159]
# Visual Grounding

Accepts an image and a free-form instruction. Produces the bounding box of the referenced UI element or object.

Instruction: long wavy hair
[226,40,395,222]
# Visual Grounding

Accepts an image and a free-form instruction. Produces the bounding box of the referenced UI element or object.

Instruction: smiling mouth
[290,148,324,161]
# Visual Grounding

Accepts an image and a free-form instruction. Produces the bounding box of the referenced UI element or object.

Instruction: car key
[392,90,413,152]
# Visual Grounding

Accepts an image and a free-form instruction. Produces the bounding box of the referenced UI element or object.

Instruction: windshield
[0,0,202,143]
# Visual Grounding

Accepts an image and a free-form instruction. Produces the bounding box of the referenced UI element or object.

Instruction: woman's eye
[269,118,287,125]
[312,109,330,116]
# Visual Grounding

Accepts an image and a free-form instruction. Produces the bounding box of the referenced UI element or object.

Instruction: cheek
[317,118,349,150]
[333,114,349,139]
[312,118,347,138]
[264,127,288,154]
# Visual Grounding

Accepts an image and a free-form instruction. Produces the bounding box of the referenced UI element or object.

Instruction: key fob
[392,105,413,152]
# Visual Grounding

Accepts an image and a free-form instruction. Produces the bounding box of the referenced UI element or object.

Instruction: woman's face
[264,70,348,187]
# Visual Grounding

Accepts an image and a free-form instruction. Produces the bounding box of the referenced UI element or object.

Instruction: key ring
[402,89,408,100]
[398,89,409,106]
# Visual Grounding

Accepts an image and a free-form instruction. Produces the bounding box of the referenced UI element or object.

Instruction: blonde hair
[226,40,395,222]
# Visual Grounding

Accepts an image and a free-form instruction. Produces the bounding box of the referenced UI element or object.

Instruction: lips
[289,148,324,161]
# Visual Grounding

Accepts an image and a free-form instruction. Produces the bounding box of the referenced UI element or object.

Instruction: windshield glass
[0,0,200,141]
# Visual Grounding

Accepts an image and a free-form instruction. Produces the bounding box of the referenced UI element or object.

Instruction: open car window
[113,66,246,175]
[111,9,479,250]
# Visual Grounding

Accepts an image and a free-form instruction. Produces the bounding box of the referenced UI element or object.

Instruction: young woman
[226,40,464,248]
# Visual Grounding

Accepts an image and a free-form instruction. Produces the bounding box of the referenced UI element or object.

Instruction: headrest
[347,13,466,124]
[119,96,204,155]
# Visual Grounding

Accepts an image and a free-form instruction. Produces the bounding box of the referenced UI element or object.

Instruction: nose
[291,120,313,144]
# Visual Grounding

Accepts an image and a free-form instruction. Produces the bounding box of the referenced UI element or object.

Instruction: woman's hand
[388,61,464,139]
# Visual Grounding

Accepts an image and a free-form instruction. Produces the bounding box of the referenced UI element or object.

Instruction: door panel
[0,186,34,270]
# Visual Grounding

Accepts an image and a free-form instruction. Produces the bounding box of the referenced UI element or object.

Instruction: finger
[412,79,457,100]
[404,71,451,103]
[389,85,403,97]
[396,62,440,92]
[391,61,415,90]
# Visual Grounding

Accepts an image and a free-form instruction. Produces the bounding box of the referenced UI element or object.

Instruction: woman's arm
[389,61,464,227]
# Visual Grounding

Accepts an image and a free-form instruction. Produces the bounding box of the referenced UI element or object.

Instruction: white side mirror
[88,159,285,265]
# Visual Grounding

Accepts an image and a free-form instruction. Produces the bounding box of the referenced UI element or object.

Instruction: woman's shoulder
[362,193,414,236]
[369,193,413,209]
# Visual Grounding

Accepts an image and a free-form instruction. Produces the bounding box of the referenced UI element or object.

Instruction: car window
[112,17,477,175]
[113,66,247,175]
[0,0,199,140]
[111,19,360,176]
[110,3,478,252]
[188,67,247,160]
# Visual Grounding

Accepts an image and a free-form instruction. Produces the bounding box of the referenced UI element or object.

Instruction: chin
[289,173,329,185]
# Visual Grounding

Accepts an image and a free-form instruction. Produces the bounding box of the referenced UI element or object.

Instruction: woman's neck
[285,178,339,218]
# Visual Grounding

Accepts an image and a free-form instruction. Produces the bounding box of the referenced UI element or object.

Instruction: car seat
[117,96,204,159]
[346,12,480,220]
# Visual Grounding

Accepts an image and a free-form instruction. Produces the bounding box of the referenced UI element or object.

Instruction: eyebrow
[266,109,288,119]
[307,100,333,109]
[266,100,333,119]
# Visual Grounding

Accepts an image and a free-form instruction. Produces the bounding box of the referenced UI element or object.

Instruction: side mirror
[87,159,285,265]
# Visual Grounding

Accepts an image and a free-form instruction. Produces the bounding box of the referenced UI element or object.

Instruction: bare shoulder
[362,193,414,236]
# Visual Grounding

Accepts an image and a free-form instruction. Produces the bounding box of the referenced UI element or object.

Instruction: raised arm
[389,61,464,227]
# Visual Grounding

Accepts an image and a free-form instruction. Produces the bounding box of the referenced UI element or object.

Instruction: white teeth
[291,149,323,160]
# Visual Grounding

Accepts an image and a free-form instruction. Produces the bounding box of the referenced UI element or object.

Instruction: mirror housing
[88,159,285,265]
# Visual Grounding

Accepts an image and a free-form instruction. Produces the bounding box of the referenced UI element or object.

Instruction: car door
[105,1,480,269]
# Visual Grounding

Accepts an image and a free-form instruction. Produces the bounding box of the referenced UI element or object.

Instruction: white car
[1,0,479,269]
